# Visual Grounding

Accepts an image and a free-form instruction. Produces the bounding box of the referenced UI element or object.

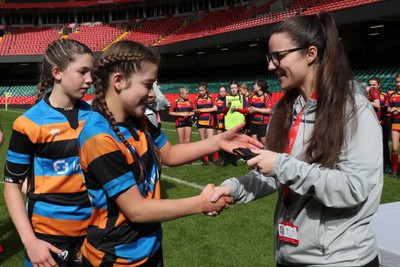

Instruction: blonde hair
[178,87,189,96]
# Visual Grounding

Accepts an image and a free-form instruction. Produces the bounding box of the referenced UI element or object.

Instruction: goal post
[5,92,12,111]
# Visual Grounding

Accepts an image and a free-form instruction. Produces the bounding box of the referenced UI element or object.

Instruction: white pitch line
[161,174,204,190]
[0,174,205,190]
[161,128,199,135]
[2,110,25,114]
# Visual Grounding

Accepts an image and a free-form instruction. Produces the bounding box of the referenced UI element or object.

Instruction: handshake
[199,184,232,217]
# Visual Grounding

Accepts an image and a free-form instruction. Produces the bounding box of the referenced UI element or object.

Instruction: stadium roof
[0,0,140,9]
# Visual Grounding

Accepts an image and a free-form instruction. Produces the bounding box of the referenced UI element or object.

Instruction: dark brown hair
[369,77,382,86]
[92,40,161,181]
[255,79,271,96]
[36,39,93,103]
[266,12,357,167]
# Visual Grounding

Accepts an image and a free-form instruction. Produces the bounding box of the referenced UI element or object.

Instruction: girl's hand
[248,107,257,114]
[219,123,264,152]
[200,184,233,215]
[0,130,4,146]
[25,238,61,267]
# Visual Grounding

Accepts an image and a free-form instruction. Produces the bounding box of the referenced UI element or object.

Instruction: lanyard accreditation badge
[277,95,315,246]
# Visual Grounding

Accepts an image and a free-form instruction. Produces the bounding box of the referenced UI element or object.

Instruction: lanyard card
[278,221,299,245]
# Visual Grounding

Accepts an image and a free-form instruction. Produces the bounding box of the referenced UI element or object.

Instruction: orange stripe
[80,130,151,171]
[33,173,85,194]
[32,213,90,237]
[115,212,129,228]
[90,208,109,230]
[82,239,105,267]
[126,131,150,156]
[82,239,151,266]
[38,121,84,143]
[146,180,161,199]
[13,116,41,142]
[80,134,126,169]
[14,117,86,143]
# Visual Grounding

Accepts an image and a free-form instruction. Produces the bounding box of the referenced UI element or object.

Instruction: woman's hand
[210,185,232,203]
[246,149,279,176]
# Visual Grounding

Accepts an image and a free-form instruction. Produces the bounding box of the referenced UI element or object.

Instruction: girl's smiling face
[120,61,158,118]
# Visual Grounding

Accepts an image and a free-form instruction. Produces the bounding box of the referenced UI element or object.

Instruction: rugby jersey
[379,91,389,125]
[367,88,380,119]
[170,98,194,127]
[389,90,400,131]
[78,111,167,266]
[195,95,215,127]
[214,96,226,130]
[248,92,273,124]
[4,96,92,243]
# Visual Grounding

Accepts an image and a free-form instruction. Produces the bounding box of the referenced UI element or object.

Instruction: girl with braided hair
[77,40,262,266]
[4,39,94,267]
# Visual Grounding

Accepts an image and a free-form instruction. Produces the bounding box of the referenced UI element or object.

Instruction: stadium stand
[68,24,124,52]
[0,0,398,108]
[1,65,398,106]
[0,26,61,55]
[123,16,186,46]
[0,0,384,53]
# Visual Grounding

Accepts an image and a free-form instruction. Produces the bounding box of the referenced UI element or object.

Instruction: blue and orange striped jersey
[4,97,92,243]
[389,91,400,131]
[248,93,273,124]
[195,95,215,127]
[170,98,194,127]
[78,111,167,266]
[214,96,226,130]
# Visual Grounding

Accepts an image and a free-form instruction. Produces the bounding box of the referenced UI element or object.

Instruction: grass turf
[0,108,399,266]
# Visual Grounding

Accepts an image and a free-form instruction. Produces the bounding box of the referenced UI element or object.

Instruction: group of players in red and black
[169,74,400,172]
[169,80,272,167]
[367,73,400,177]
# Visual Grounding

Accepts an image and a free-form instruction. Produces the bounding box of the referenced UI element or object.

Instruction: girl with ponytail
[212,12,382,266]
[77,40,262,266]
[4,39,94,267]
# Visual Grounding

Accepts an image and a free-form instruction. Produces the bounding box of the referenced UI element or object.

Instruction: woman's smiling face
[267,32,309,91]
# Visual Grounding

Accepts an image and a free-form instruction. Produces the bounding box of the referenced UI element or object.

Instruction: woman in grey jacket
[211,12,382,267]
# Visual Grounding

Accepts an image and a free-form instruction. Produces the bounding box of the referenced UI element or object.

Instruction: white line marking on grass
[161,174,204,190]
[162,162,202,168]
[2,110,25,114]
[0,173,205,189]
[161,128,199,135]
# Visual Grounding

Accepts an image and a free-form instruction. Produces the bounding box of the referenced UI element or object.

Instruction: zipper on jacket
[321,245,326,256]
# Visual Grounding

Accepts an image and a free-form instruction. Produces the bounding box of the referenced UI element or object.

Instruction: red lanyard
[283,93,316,209]
[283,107,305,208]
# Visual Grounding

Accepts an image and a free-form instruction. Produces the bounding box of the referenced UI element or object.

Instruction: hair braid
[92,41,161,182]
